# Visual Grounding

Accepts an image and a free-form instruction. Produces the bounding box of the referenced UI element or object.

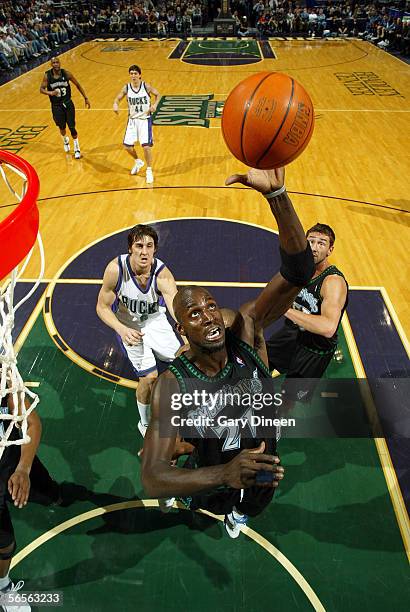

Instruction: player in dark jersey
[266,223,348,402]
[0,393,60,606]
[40,56,90,159]
[141,166,315,537]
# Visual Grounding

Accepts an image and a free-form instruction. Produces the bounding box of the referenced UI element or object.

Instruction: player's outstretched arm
[66,70,90,108]
[141,372,284,498]
[226,167,314,328]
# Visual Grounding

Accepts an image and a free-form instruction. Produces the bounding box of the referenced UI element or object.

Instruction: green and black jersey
[46,68,72,105]
[168,329,277,469]
[287,265,348,354]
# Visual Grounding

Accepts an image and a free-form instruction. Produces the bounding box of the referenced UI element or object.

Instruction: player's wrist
[264,185,286,199]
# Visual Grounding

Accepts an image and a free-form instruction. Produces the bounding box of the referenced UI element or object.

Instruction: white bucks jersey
[113,255,166,328]
[126,82,150,119]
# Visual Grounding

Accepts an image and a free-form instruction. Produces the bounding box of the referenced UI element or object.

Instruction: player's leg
[123,119,144,174]
[0,489,30,609]
[28,456,61,505]
[121,339,157,435]
[139,117,154,183]
[52,104,70,153]
[66,101,81,159]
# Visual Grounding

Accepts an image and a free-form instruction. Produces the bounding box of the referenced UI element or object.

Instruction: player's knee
[0,540,16,560]
[69,127,77,138]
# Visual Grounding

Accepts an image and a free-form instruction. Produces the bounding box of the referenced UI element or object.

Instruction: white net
[0,159,44,461]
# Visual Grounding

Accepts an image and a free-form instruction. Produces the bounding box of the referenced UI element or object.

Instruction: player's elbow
[322,323,337,338]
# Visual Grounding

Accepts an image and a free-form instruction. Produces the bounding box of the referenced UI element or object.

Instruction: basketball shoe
[137,421,148,437]
[131,159,144,175]
[74,150,81,159]
[224,508,248,538]
[158,497,175,513]
[0,579,31,611]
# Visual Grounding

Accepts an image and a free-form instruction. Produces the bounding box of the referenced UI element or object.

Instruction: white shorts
[122,314,180,376]
[123,117,153,147]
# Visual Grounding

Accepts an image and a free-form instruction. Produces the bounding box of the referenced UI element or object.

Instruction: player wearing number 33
[40,57,90,160]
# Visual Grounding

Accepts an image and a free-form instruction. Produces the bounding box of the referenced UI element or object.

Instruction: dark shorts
[266,324,333,378]
[51,99,76,130]
[0,450,59,550]
[266,324,334,402]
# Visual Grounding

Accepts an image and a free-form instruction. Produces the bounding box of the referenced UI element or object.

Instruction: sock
[73,138,80,151]
[62,135,69,144]
[0,575,11,590]
[137,401,150,426]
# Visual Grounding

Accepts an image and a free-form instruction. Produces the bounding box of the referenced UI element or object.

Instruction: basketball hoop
[0,151,43,460]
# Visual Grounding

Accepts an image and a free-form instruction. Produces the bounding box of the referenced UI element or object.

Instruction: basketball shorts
[267,324,334,402]
[51,99,76,130]
[121,314,181,376]
[123,117,153,147]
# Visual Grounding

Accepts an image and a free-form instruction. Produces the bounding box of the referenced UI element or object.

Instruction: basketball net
[0,156,44,461]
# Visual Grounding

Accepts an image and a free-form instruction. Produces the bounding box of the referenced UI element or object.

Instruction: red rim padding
[0,151,40,280]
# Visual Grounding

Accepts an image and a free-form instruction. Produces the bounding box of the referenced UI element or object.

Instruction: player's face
[307,232,333,265]
[181,290,225,353]
[51,58,61,72]
[129,70,141,86]
[129,235,156,269]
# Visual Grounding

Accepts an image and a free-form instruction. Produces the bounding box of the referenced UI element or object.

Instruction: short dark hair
[128,64,141,74]
[127,224,158,251]
[306,223,335,247]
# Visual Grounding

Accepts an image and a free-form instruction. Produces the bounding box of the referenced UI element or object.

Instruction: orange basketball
[221,71,314,169]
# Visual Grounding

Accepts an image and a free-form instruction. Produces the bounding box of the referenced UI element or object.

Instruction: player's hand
[52,89,61,97]
[85,97,91,109]
[149,105,156,113]
[113,102,119,114]
[8,468,31,508]
[120,327,144,346]
[222,441,284,489]
[225,167,285,196]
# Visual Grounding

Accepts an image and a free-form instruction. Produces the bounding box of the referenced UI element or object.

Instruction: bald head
[173,286,214,324]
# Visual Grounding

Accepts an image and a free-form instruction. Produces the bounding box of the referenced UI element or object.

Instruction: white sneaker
[224,510,248,539]
[74,150,81,159]
[146,168,154,183]
[0,580,31,611]
[137,421,148,437]
[131,159,144,175]
[63,138,70,153]
[158,497,175,513]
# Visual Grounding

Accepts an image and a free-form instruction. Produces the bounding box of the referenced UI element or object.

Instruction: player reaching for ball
[141,165,315,538]
[40,57,90,159]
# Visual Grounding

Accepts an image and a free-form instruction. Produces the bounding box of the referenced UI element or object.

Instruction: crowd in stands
[0,1,408,71]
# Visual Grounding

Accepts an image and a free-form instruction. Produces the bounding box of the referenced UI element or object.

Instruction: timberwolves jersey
[289,265,348,353]
[113,256,166,328]
[46,68,71,105]
[126,82,150,119]
[169,330,277,469]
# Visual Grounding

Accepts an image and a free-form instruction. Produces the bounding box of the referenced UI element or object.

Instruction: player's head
[306,223,335,265]
[129,65,142,82]
[50,56,61,71]
[173,286,225,354]
[127,224,158,266]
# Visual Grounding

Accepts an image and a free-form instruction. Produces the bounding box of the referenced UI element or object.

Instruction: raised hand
[225,167,285,196]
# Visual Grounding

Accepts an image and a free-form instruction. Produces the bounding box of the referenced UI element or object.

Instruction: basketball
[221,71,314,169]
